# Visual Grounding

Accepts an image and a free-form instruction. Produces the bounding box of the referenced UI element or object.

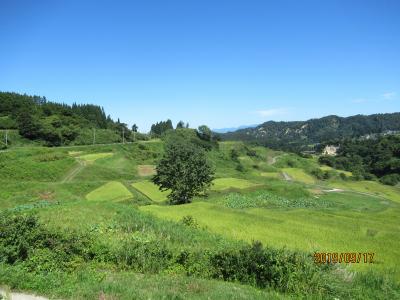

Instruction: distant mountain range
[212,124,257,133]
[222,113,400,151]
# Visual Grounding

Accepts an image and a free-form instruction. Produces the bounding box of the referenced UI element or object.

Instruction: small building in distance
[322,145,338,156]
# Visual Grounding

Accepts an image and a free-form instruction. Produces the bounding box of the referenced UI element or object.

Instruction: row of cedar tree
[0,92,199,146]
[0,92,129,146]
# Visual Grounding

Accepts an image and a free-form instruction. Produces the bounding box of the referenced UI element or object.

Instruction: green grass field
[327,180,400,203]
[212,178,260,191]
[320,165,352,176]
[281,168,316,184]
[260,172,282,179]
[132,180,170,202]
[1,140,399,299]
[78,152,114,162]
[86,181,133,202]
[141,191,400,276]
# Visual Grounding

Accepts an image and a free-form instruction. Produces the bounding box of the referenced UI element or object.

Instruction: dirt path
[0,289,48,300]
[61,158,86,183]
[267,154,281,165]
[282,172,292,181]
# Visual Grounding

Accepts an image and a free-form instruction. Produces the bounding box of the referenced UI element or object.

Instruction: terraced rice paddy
[132,180,170,202]
[260,172,282,179]
[78,152,114,162]
[141,190,400,276]
[281,168,316,184]
[212,177,260,191]
[1,141,400,299]
[86,181,133,202]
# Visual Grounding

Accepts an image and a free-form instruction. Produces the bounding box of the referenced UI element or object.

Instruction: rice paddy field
[1,140,399,299]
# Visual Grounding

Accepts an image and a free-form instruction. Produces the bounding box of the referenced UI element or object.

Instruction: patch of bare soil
[137,165,156,176]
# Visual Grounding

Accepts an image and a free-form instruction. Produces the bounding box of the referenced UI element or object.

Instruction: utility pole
[122,128,125,144]
[93,128,96,145]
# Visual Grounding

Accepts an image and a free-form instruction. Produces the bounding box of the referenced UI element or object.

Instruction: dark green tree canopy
[150,119,173,136]
[152,140,214,204]
[176,120,185,129]
[319,135,400,185]
[0,92,134,146]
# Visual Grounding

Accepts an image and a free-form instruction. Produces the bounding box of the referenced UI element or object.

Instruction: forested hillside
[222,113,400,152]
[319,135,400,185]
[0,92,137,146]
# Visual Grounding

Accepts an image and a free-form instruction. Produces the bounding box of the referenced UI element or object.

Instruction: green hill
[0,92,146,147]
[1,138,399,299]
[222,113,400,152]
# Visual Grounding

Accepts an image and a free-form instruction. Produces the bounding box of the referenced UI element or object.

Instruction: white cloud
[255,108,288,117]
[382,92,396,100]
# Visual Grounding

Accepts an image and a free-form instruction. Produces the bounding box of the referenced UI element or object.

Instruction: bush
[0,213,93,270]
[244,146,258,157]
[235,163,245,172]
[230,149,239,162]
[210,241,335,295]
[181,215,199,228]
[379,174,400,186]
[311,168,324,180]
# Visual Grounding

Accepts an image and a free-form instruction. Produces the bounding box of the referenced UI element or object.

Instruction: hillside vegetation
[0,92,144,147]
[319,135,400,185]
[222,113,400,152]
[1,136,399,299]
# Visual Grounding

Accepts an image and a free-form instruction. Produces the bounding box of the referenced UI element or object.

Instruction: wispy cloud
[382,92,396,100]
[254,108,288,117]
[351,92,396,104]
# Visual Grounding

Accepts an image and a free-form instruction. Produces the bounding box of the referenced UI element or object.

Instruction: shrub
[244,147,258,157]
[230,149,239,162]
[181,215,198,228]
[235,163,245,172]
[0,213,93,270]
[311,168,324,180]
[379,174,400,186]
[210,241,335,295]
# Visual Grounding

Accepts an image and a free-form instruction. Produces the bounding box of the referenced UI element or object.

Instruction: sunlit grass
[212,178,260,191]
[328,180,400,203]
[132,180,170,202]
[320,165,352,176]
[86,181,133,202]
[78,152,114,162]
[281,168,316,184]
[141,196,400,278]
[260,172,282,179]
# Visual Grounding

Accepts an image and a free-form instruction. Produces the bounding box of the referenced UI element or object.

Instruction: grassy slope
[1,140,400,298]
[212,178,260,191]
[132,180,170,202]
[86,181,133,202]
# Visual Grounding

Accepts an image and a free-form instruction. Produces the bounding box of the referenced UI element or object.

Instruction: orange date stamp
[314,252,375,264]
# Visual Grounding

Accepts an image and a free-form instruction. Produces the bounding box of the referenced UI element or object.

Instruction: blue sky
[1,0,399,132]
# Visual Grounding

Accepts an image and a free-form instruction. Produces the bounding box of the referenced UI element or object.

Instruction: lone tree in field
[152,140,214,204]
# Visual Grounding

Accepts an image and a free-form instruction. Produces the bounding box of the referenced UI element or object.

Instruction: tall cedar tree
[152,140,214,204]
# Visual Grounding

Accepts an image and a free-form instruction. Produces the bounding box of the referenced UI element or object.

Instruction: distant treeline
[0,92,143,146]
[319,135,400,185]
[222,113,400,152]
